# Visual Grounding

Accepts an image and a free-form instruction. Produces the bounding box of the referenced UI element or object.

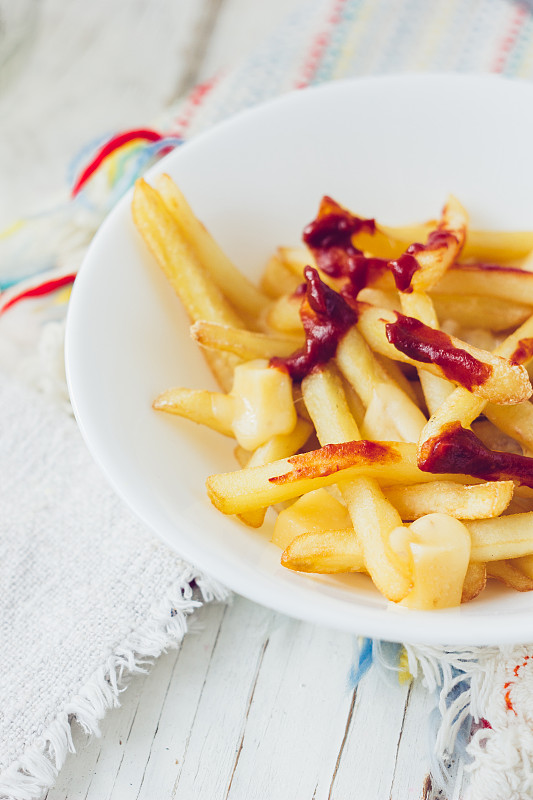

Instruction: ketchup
[419,421,533,488]
[510,337,533,365]
[389,228,458,293]
[385,312,492,390]
[302,196,383,296]
[271,267,357,381]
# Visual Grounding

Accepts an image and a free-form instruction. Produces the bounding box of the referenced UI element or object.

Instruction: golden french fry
[461,562,487,603]
[302,365,412,601]
[206,439,473,516]
[432,294,533,331]
[191,320,303,360]
[418,313,533,459]
[153,387,235,437]
[390,514,471,610]
[260,253,303,299]
[237,417,313,528]
[356,303,531,405]
[265,293,304,334]
[359,220,533,264]
[156,174,269,319]
[487,560,533,592]
[335,326,427,443]
[281,528,365,574]
[391,195,467,293]
[132,178,242,390]
[383,480,513,521]
[272,488,351,550]
[398,290,454,416]
[230,360,297,450]
[467,513,533,561]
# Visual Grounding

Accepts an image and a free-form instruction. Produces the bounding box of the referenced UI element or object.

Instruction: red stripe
[1,273,77,314]
[491,4,528,73]
[71,129,163,197]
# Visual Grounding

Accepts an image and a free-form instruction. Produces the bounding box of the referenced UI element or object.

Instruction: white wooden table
[0,2,465,797]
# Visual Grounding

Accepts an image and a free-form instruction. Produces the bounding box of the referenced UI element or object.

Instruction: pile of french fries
[133,173,533,610]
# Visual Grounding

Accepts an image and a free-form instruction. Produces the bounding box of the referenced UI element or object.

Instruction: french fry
[156,174,269,319]
[301,364,411,601]
[153,387,235,437]
[272,488,351,549]
[392,195,468,292]
[398,290,454,416]
[383,480,513,521]
[484,402,533,455]
[206,439,474,516]
[356,220,533,264]
[191,320,303,360]
[431,294,532,332]
[237,418,313,528]
[461,562,487,603]
[265,293,304,334]
[372,263,533,307]
[281,529,365,574]
[418,313,533,459]
[390,514,470,610]
[260,253,303,298]
[466,513,533,562]
[335,326,427,442]
[132,179,242,391]
[356,303,531,405]
[487,560,533,592]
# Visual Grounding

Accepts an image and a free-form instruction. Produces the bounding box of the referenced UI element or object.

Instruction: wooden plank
[172,596,275,799]
[225,617,357,800]
[45,602,227,800]
[328,662,412,799]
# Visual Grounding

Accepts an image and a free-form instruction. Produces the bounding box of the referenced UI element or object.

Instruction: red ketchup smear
[510,337,533,365]
[418,421,533,489]
[389,229,458,293]
[385,312,492,390]
[271,266,357,381]
[302,197,384,297]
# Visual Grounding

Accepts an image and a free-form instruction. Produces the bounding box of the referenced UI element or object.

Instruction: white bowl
[66,74,533,645]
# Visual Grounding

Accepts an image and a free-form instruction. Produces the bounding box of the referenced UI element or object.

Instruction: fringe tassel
[0,568,229,800]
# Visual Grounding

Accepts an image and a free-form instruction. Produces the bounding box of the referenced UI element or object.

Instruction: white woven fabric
[0,362,227,800]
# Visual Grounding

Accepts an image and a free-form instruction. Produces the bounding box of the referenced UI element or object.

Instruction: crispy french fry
[265,293,304,334]
[391,514,470,610]
[132,178,242,391]
[466,513,533,561]
[383,480,513,521]
[356,303,531,405]
[432,294,532,331]
[399,290,454,416]
[301,365,411,601]
[191,320,303,360]
[153,387,235,437]
[335,327,427,442]
[418,313,533,457]
[206,440,473,515]
[260,254,303,299]
[237,418,313,528]
[487,560,533,591]
[484,402,533,454]
[272,488,351,550]
[281,529,365,574]
[358,220,533,264]
[461,562,487,603]
[392,196,468,293]
[156,174,269,319]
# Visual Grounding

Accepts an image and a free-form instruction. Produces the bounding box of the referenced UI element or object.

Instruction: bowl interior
[66,74,533,644]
